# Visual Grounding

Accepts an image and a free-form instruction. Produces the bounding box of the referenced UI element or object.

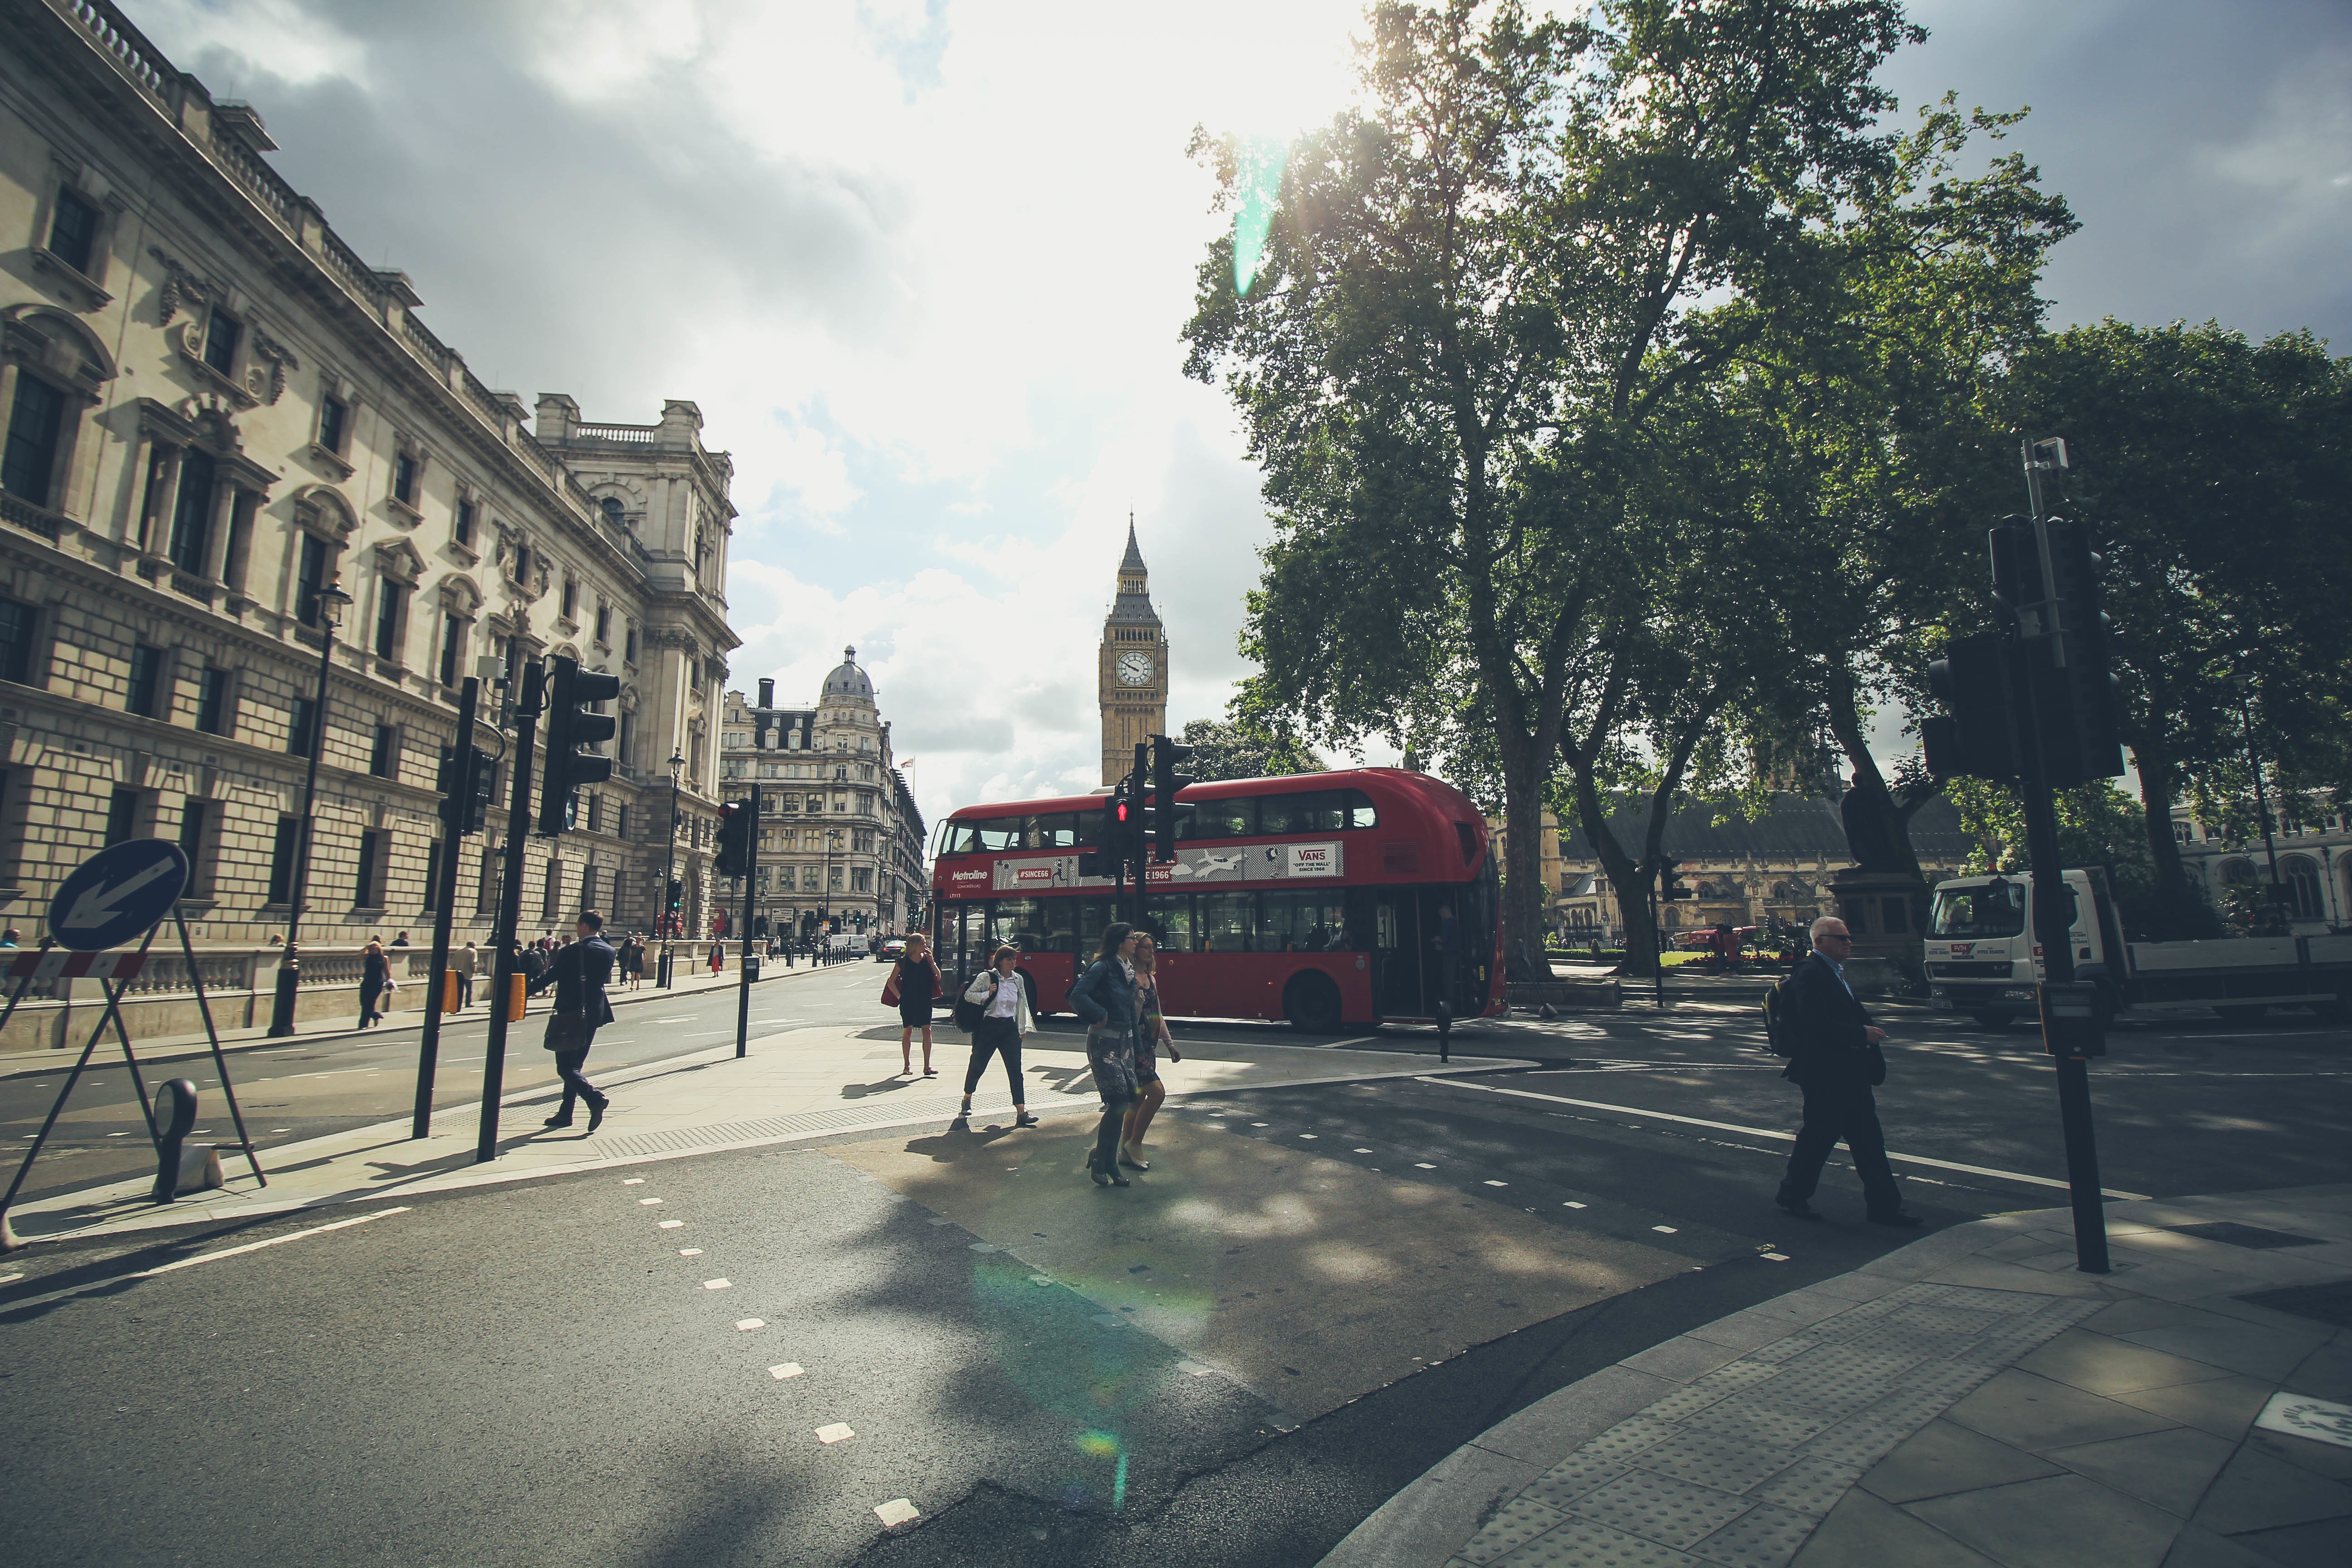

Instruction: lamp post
[658,747,684,985]
[823,827,841,958]
[267,578,353,1037]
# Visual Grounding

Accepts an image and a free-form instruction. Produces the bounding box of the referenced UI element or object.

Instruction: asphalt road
[1,976,2345,1566]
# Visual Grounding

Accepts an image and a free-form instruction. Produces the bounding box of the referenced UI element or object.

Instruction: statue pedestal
[1827,868,1930,995]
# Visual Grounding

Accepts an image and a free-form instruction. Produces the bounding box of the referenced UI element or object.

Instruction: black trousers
[963,1016,1024,1100]
[358,981,385,1025]
[554,1034,605,1117]
[1779,1078,1901,1215]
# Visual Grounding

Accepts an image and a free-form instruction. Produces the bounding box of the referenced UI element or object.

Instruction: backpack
[1761,970,1797,1057]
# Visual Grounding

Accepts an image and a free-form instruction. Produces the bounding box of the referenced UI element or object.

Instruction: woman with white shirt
[956,945,1039,1127]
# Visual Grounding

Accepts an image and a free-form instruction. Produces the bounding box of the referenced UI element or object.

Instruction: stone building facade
[2171,802,2352,935]
[0,0,739,980]
[717,649,926,938]
[1551,793,1978,945]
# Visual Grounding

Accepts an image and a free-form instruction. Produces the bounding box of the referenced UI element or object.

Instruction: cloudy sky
[123,0,2352,827]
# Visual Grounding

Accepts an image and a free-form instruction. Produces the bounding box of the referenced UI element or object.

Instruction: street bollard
[150,1079,223,1203]
[443,970,462,1012]
[508,973,527,1021]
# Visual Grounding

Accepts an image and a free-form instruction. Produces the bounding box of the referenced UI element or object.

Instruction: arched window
[2216,858,2258,886]
[599,496,625,526]
[2280,855,2324,920]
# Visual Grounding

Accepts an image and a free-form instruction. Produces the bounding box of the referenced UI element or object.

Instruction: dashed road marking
[1563,1201,1588,1209]
[639,1197,663,1205]
[874,1498,919,1528]
[702,1278,731,1290]
[1484,1180,1508,1187]
[1652,1225,1679,1234]
[680,1248,703,1257]
[622,1178,644,1185]
[770,1363,804,1379]
[659,1220,684,1229]
[1354,1147,1375,1153]
[816,1423,855,1444]
[1414,1162,1437,1170]
[1298,1133,1318,1139]
[1762,1252,1790,1261]
[735,1318,765,1331]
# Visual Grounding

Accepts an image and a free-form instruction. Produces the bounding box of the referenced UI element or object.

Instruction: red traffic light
[1115,802,1130,822]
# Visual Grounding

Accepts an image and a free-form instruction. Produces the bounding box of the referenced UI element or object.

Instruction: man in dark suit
[530,909,618,1132]
[1775,916,1920,1227]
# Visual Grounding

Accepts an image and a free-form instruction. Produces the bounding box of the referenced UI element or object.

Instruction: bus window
[1077,897,1114,957]
[1025,813,1078,848]
[944,821,982,853]
[1258,792,1329,836]
[987,898,1049,953]
[1263,890,1350,951]
[1187,797,1258,840]
[1346,789,1377,829]
[956,902,986,971]
[975,818,1024,852]
[1202,891,1257,952]
[1146,892,1200,952]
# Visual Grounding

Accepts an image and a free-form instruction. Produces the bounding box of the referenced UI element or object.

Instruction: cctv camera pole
[736,784,759,1058]
[477,661,544,1164]
[413,675,480,1138]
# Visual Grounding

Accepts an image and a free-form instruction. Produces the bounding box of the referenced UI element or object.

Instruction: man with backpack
[1766,916,1921,1227]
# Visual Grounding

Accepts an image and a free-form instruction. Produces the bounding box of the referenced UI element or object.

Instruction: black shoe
[542,1114,574,1128]
[1775,1192,1823,1221]
[1868,1210,1925,1228]
[1108,1170,1132,1187]
[587,1098,608,1133]
[1090,1163,1112,1187]
[1014,1112,1039,1128]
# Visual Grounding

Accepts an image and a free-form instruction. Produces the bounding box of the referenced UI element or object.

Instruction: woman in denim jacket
[1066,922,1142,1186]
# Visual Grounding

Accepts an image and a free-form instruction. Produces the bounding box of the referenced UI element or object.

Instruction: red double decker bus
[927,768,1504,1031]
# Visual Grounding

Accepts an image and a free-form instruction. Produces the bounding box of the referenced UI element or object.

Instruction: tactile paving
[1686,1499,1816,1568]
[1628,1430,1793,1494]
[1743,1455,1864,1515]
[1567,1469,1754,1549]
[1491,1514,1712,1567]
[1460,1497,1570,1565]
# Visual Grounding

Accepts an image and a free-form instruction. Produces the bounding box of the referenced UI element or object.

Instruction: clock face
[1117,650,1155,686]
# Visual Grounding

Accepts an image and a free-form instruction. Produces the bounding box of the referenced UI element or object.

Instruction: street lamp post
[659,747,684,985]
[267,579,353,1037]
[823,828,840,960]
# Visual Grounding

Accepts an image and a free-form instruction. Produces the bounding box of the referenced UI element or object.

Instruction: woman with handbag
[1066,923,1143,1186]
[955,945,1039,1126]
[1119,932,1182,1170]
[883,933,943,1077]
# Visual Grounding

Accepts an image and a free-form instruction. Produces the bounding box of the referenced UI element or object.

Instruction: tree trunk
[1499,743,1552,983]
[1823,669,1926,881]
[1568,767,1656,978]
[2135,751,2207,939]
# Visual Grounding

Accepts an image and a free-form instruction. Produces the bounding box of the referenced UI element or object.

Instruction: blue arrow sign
[49,841,189,953]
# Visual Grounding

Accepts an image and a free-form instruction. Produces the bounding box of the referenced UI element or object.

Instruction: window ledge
[446,538,479,565]
[176,347,258,408]
[385,496,423,527]
[307,443,355,480]
[29,247,110,309]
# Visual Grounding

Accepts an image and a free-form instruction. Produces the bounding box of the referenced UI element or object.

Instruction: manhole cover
[2236,1280,2352,1329]
[2166,1221,2324,1250]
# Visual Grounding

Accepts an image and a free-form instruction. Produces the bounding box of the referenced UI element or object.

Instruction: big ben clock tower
[1099,520,1169,784]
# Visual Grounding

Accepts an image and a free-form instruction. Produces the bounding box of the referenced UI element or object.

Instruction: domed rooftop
[823,645,873,702]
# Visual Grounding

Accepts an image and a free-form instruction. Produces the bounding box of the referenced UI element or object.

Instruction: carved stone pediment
[374,537,426,585]
[438,574,484,617]
[1,304,116,397]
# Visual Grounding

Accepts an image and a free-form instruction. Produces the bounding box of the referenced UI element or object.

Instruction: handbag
[881,962,902,1009]
[542,1010,592,1052]
[952,973,991,1034]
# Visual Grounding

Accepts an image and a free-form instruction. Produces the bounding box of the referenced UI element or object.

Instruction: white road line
[702,1278,732,1290]
[735,1318,765,1330]
[135,1208,411,1278]
[1421,1078,2153,1200]
[816,1423,855,1444]
[875,1499,920,1528]
[770,1363,804,1379]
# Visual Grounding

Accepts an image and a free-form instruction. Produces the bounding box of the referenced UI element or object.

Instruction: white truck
[1925,868,2352,1027]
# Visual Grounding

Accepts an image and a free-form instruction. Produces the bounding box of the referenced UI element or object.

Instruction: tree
[1996,323,2352,936]
[1176,710,1325,783]
[1186,0,1938,979]
[1946,776,2189,938]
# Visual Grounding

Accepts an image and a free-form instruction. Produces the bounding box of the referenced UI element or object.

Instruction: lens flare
[1233,137,1288,296]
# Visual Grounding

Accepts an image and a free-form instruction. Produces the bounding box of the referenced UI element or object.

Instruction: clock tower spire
[1099,516,1169,784]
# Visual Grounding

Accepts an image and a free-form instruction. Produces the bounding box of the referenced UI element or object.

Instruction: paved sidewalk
[1321,1186,2352,1568]
[0,952,844,1071]
[5,1018,1523,1246]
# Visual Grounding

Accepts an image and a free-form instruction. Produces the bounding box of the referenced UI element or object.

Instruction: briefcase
[542,1011,592,1052]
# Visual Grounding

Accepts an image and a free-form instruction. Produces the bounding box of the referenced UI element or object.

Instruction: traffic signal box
[1923,509,2124,789]
[437,744,498,837]
[1659,856,1691,902]
[1146,735,1197,864]
[714,799,755,879]
[537,654,622,836]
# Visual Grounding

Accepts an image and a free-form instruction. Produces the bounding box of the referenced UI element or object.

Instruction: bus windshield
[1930,882,2027,939]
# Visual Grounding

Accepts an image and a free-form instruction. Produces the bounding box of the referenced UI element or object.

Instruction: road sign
[48,841,189,952]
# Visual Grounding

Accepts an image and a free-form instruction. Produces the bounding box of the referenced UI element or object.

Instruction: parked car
[877,937,907,963]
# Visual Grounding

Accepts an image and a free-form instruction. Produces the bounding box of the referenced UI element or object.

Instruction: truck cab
[1925,869,2125,1027]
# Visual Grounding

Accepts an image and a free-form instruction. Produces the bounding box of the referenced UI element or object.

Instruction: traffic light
[436,745,500,836]
[1659,856,1691,901]
[714,800,755,879]
[1078,779,1137,879]
[1147,734,1197,864]
[2038,517,2124,786]
[1923,633,2020,781]
[536,654,622,836]
[666,879,683,917]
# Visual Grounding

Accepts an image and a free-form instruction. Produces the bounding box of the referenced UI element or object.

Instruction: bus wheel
[1283,973,1343,1034]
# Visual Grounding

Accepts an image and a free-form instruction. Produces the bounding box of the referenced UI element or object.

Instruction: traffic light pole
[413,675,480,1138]
[1652,861,1667,1011]
[477,660,544,1165]
[736,784,758,1058]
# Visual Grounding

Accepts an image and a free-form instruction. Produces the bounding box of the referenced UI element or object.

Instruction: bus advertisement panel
[927,768,1504,1032]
